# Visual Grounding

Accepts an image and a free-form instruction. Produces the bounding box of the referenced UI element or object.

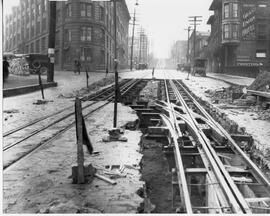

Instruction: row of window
[66,3,105,21]
[224,2,239,19]
[223,23,239,39]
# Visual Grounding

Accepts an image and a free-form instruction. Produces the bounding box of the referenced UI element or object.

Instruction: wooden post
[75,98,85,184]
[38,72,45,100]
[86,67,89,88]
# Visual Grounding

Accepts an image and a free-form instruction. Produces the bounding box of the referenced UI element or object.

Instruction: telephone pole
[184,26,192,64]
[113,0,118,128]
[130,1,139,71]
[188,16,202,65]
[47,1,57,82]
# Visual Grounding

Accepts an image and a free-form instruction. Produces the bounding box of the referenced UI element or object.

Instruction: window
[232,3,238,18]
[224,3,229,18]
[96,28,105,43]
[80,3,86,17]
[56,9,61,24]
[256,50,267,58]
[258,24,267,40]
[36,21,40,34]
[66,4,72,17]
[80,3,92,17]
[223,24,229,39]
[232,24,238,39]
[80,47,92,61]
[64,29,72,42]
[80,27,92,41]
[99,6,104,21]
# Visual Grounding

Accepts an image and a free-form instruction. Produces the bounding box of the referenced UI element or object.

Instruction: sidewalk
[207,73,255,86]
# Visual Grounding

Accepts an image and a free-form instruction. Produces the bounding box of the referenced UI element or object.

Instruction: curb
[206,75,245,86]
[3,82,58,98]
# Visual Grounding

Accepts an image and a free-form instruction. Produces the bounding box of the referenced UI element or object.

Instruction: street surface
[3,69,270,213]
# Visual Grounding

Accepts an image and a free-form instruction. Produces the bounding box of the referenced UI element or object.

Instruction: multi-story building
[207,0,270,77]
[170,40,188,64]
[188,31,210,63]
[3,0,130,71]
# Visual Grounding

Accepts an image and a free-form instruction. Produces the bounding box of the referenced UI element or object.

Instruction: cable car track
[155,76,270,213]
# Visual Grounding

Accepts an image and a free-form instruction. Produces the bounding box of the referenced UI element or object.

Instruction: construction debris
[102,128,128,142]
[248,71,270,92]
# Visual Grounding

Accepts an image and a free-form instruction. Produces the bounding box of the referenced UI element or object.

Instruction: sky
[3,0,213,58]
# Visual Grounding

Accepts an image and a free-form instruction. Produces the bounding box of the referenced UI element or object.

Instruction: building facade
[170,40,188,64]
[188,31,210,63]
[207,0,270,77]
[3,0,130,71]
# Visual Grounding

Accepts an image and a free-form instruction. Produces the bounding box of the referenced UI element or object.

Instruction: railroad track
[3,78,144,170]
[152,78,270,213]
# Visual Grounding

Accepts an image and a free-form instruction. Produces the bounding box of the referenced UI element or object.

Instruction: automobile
[137,63,148,70]
[192,58,207,76]
[24,53,50,74]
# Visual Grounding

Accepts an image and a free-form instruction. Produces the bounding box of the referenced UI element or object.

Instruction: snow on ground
[3,103,143,213]
[3,71,109,133]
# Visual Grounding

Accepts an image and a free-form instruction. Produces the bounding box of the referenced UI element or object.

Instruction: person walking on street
[74,60,77,74]
[3,56,10,83]
[152,67,155,79]
[105,67,109,77]
[76,60,81,75]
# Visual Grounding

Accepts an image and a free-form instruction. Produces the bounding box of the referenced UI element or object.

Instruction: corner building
[207,0,270,77]
[3,0,130,71]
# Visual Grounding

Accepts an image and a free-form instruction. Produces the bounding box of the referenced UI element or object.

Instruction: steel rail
[3,79,131,137]
[3,79,136,151]
[175,80,270,194]
[3,79,143,171]
[168,80,246,213]
[162,75,193,213]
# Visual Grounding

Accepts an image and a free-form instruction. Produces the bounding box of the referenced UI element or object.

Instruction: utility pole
[188,16,202,66]
[113,0,118,128]
[184,26,192,64]
[47,0,57,82]
[130,1,139,71]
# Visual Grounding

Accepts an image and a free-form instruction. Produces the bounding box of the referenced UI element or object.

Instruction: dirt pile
[248,71,270,92]
[205,85,243,104]
[58,75,115,98]
[139,81,159,102]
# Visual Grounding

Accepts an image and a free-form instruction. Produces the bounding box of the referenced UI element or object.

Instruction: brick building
[3,0,130,71]
[207,0,270,77]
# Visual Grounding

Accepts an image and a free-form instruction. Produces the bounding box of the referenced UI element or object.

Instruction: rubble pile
[205,85,244,104]
[139,81,159,102]
[248,71,270,92]
[246,106,270,121]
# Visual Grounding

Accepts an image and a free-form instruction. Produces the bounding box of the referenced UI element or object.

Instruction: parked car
[24,53,50,74]
[192,58,207,76]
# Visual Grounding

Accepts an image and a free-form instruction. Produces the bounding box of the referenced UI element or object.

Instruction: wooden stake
[75,98,85,184]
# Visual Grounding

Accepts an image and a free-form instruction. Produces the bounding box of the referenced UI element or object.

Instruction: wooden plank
[185,168,207,173]
[94,173,117,185]
[247,90,270,99]
[246,197,270,203]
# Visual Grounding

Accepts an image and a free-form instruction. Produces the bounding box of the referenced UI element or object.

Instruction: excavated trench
[123,78,270,213]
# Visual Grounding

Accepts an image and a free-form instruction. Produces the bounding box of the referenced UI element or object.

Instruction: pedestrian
[3,56,10,83]
[105,67,108,77]
[74,60,77,74]
[152,67,155,78]
[76,60,81,75]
